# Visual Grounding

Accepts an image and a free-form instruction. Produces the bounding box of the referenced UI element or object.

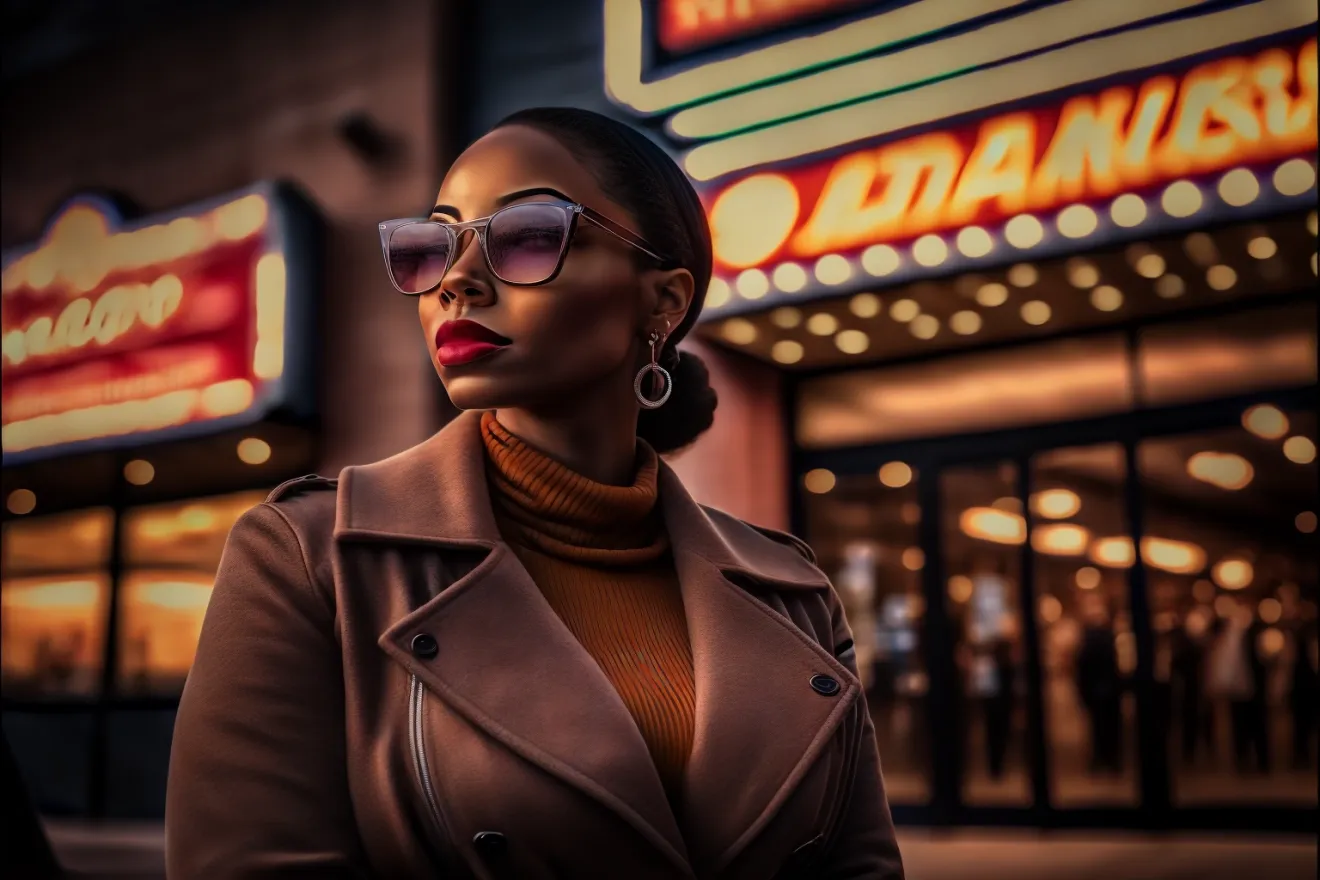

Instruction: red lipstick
[434,320,511,367]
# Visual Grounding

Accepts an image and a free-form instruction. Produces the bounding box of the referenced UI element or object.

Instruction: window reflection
[1032,444,1139,805]
[2,508,112,576]
[117,490,263,695]
[804,467,930,803]
[943,462,1030,805]
[0,574,110,698]
[1140,407,1318,805]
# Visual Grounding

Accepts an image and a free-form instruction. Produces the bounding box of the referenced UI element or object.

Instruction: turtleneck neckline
[480,411,669,565]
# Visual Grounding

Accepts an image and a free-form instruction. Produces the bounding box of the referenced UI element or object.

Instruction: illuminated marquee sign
[656,0,872,54]
[706,39,1318,271]
[1,182,320,463]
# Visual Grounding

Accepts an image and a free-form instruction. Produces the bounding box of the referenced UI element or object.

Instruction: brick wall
[1,0,454,471]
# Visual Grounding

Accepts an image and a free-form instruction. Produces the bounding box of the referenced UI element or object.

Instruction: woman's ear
[646,267,695,331]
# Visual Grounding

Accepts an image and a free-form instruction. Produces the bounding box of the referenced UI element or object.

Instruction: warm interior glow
[1090,285,1124,312]
[1247,236,1279,260]
[1206,264,1238,290]
[773,262,808,292]
[889,299,920,322]
[1187,451,1255,490]
[976,282,1010,307]
[771,340,805,364]
[736,268,771,299]
[1135,252,1166,279]
[7,488,37,515]
[1032,488,1081,519]
[804,468,836,494]
[1143,537,1207,575]
[1212,557,1254,590]
[950,310,983,335]
[236,437,271,466]
[1021,301,1052,325]
[835,329,870,354]
[807,313,840,336]
[1032,523,1090,555]
[961,507,1027,545]
[123,459,155,486]
[1154,274,1186,298]
[1008,263,1039,288]
[878,461,913,488]
[849,293,881,318]
[1067,259,1100,289]
[909,314,940,340]
[1242,404,1289,439]
[1076,566,1102,589]
[721,318,758,344]
[1283,435,1317,464]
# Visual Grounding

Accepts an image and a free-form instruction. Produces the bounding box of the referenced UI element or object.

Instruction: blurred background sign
[1,183,320,465]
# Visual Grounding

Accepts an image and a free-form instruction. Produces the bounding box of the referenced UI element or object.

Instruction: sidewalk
[43,821,1319,879]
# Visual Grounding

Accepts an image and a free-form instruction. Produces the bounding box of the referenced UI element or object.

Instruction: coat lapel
[333,411,858,877]
[335,411,691,872]
[657,467,862,875]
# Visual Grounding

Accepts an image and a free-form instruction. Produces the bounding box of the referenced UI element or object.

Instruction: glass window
[1032,444,1139,806]
[2,508,113,576]
[0,574,110,698]
[117,491,264,695]
[1139,406,1318,806]
[797,334,1132,448]
[2,712,94,817]
[942,461,1031,805]
[802,464,930,804]
[1138,303,1317,408]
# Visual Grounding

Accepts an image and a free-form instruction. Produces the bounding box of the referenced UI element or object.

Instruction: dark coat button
[410,633,438,660]
[473,830,508,855]
[809,674,840,696]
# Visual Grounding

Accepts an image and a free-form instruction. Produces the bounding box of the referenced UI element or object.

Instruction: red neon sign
[658,0,870,53]
[706,38,1318,270]
[1,193,286,455]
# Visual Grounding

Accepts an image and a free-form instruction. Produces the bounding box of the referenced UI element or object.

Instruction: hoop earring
[634,327,673,409]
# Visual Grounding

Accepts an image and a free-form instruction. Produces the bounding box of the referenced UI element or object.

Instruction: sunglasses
[378,200,668,295]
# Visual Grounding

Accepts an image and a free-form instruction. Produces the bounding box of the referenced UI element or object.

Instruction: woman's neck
[493,395,640,487]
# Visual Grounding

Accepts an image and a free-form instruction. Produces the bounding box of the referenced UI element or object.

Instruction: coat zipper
[409,673,452,852]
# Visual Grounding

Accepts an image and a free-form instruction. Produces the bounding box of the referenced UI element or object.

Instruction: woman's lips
[434,320,511,367]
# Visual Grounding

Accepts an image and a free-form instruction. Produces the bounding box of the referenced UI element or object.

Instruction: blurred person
[1205,599,1269,774]
[1286,606,1318,769]
[1173,606,1215,766]
[166,107,903,879]
[1076,594,1123,775]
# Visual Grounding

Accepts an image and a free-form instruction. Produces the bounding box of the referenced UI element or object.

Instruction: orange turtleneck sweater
[480,411,696,807]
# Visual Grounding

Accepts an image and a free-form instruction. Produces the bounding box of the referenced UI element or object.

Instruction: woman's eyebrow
[429,187,576,220]
[430,203,461,220]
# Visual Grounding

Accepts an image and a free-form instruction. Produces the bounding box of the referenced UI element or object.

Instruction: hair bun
[637,348,718,455]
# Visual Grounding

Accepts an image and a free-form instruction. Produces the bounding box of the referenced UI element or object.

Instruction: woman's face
[418,125,682,413]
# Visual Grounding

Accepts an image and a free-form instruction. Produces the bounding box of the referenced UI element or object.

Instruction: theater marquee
[0,182,320,463]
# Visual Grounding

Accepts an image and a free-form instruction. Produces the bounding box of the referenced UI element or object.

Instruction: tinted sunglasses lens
[487,204,570,284]
[388,223,452,294]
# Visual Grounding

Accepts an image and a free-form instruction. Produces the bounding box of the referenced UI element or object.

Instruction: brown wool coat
[165,410,905,879]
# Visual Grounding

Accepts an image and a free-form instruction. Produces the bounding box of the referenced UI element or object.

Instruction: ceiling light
[889,298,920,322]
[849,293,881,318]
[770,306,802,328]
[1007,263,1038,287]
[124,459,156,486]
[804,469,836,494]
[1005,214,1044,248]
[771,339,804,364]
[912,234,949,267]
[1110,194,1147,228]
[1212,557,1253,590]
[1283,436,1316,464]
[772,262,808,292]
[1090,285,1124,312]
[1076,566,1102,590]
[835,329,870,354]
[1184,232,1219,266]
[956,226,994,258]
[1066,259,1099,288]
[806,312,839,336]
[1187,451,1254,490]
[879,461,913,488]
[1242,404,1288,439]
[949,310,982,335]
[975,282,1009,307]
[1032,488,1080,519]
[1162,180,1203,217]
[1154,274,1185,299]
[1206,265,1237,290]
[814,254,853,285]
[1135,253,1166,279]
[736,268,770,299]
[721,318,758,344]
[1217,168,1260,206]
[237,437,272,465]
[1247,236,1277,260]
[909,314,940,339]
[1021,300,1051,325]
[1057,204,1098,238]
[6,489,36,515]
[861,244,901,276]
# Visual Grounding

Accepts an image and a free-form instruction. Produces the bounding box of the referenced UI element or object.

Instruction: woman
[166,106,904,879]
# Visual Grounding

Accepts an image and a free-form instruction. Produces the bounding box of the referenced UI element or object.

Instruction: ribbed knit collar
[480,411,669,565]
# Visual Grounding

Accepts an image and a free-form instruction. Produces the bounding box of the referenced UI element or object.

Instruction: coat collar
[335,411,850,876]
[333,409,828,592]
